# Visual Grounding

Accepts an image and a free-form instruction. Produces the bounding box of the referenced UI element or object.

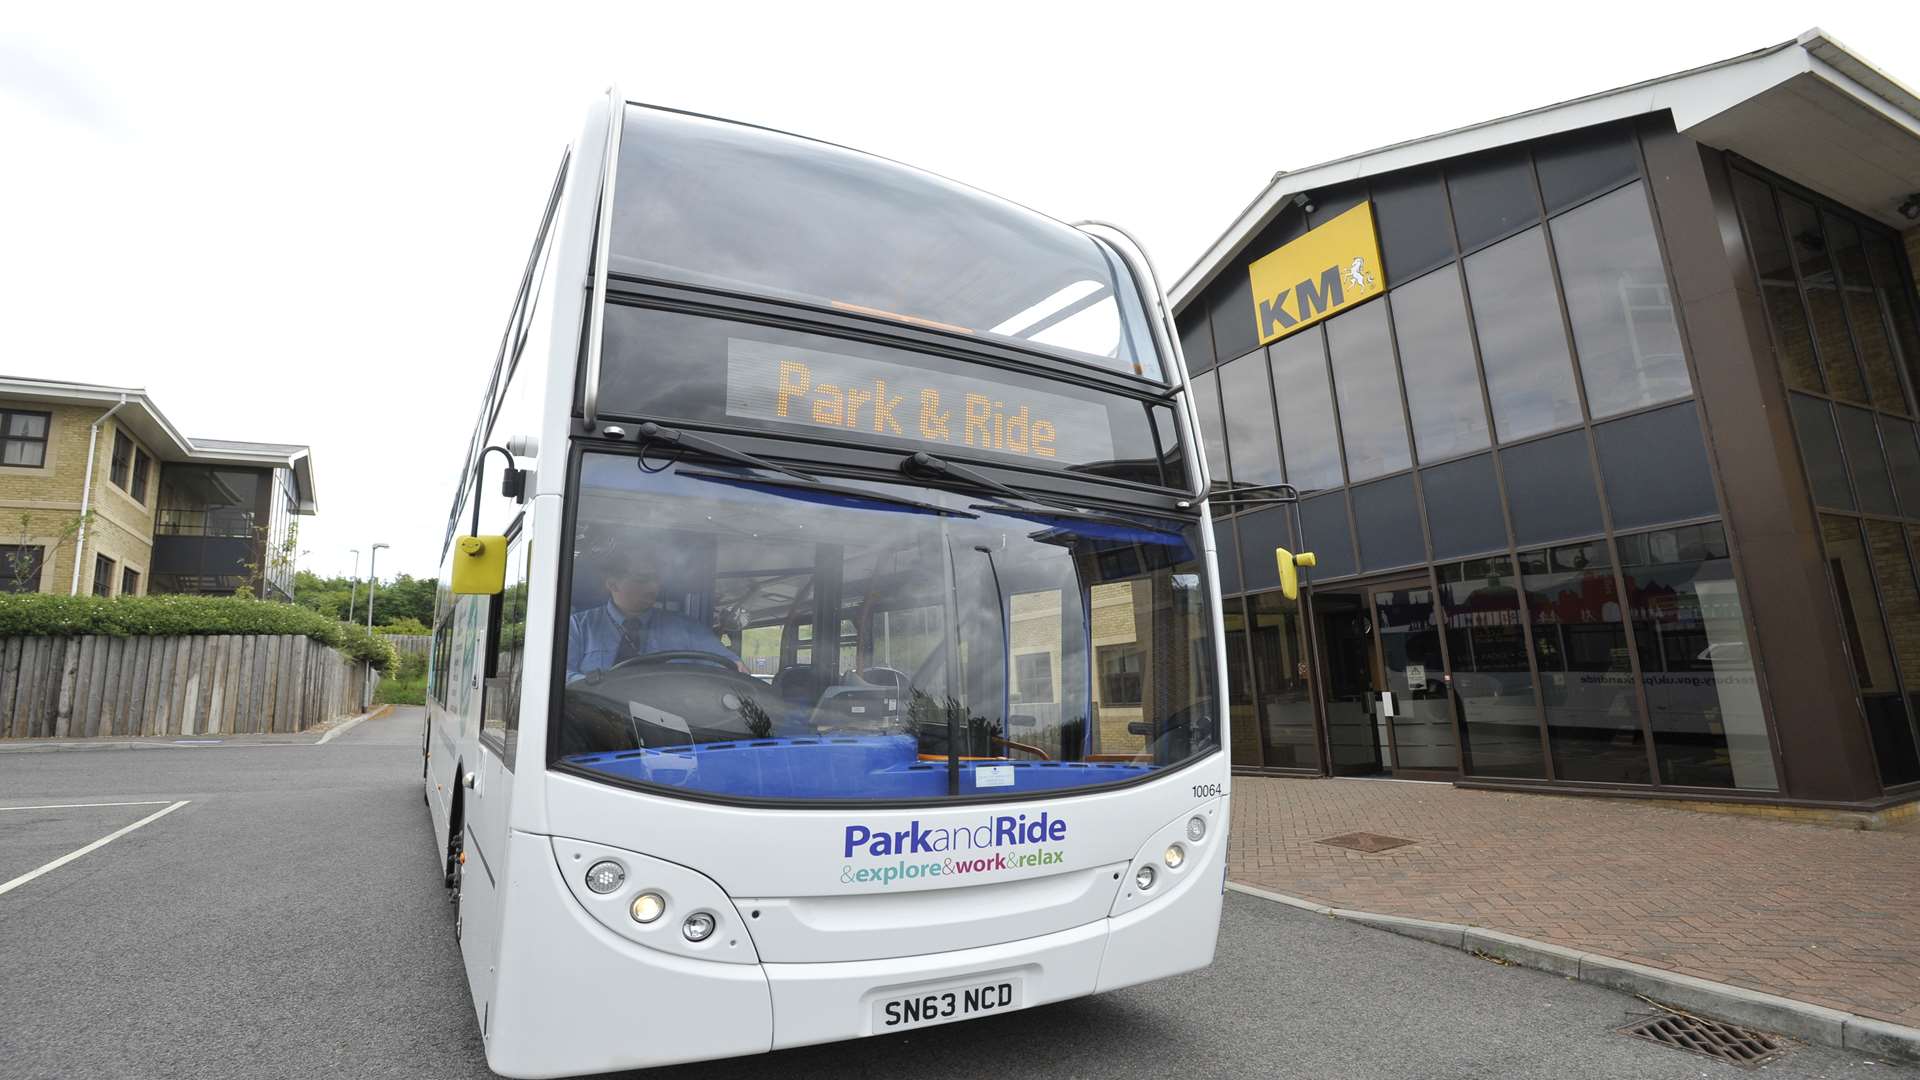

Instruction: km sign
[1246,202,1385,344]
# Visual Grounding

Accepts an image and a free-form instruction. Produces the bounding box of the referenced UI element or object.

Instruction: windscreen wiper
[899,451,1171,533]
[677,467,977,519]
[634,422,821,485]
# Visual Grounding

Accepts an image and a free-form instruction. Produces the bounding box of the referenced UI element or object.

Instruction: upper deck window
[610,106,1164,382]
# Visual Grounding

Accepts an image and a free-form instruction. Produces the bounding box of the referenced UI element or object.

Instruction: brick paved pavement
[1228,776,1920,1027]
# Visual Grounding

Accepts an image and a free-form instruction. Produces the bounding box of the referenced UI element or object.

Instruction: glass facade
[1180,121,1800,793]
[1176,119,1920,802]
[1728,164,1920,790]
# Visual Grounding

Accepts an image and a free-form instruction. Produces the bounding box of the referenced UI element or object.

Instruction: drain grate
[1620,1013,1786,1067]
[1315,832,1414,853]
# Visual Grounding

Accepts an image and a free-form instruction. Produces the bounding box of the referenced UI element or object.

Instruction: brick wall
[0,401,157,596]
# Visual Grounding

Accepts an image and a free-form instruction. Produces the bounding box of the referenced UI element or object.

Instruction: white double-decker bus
[425,92,1231,1078]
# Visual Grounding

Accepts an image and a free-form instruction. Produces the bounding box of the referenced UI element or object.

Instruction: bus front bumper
[482,827,1221,1078]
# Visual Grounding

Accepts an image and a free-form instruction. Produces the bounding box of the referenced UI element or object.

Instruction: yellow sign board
[1247,202,1385,344]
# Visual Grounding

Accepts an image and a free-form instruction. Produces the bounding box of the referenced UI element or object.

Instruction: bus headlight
[1187,816,1206,842]
[585,860,625,895]
[1135,865,1156,891]
[1164,844,1186,869]
[630,892,666,924]
[683,911,717,942]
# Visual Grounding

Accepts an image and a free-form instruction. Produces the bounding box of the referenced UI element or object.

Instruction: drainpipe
[70,397,128,596]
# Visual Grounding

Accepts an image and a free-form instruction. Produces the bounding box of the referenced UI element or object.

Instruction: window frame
[92,554,115,597]
[109,430,133,490]
[0,408,51,469]
[0,544,44,593]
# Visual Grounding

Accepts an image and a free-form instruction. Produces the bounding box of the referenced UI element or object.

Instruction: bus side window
[482,527,529,767]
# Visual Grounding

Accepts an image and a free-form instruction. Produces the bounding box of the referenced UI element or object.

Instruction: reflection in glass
[1822,516,1920,786]
[611,106,1161,379]
[1214,521,1241,597]
[1234,507,1291,594]
[1533,122,1639,212]
[1863,522,1920,785]
[1224,599,1258,767]
[1500,431,1603,546]
[1422,454,1506,559]
[1465,228,1582,441]
[1881,416,1920,517]
[1299,491,1355,580]
[1782,196,1867,403]
[1447,148,1541,252]
[1370,168,1456,285]
[1392,268,1489,461]
[1352,474,1424,571]
[1551,183,1690,417]
[556,455,1219,801]
[1730,172,1822,393]
[1617,524,1775,789]
[1373,584,1457,770]
[1790,394,1854,510]
[1836,405,1896,515]
[1190,370,1230,489]
[1249,592,1318,768]
[1823,212,1905,411]
[1594,402,1717,530]
[1179,312,1216,374]
[1437,557,1545,777]
[1207,272,1261,366]
[1217,351,1283,487]
[1327,302,1410,481]
[1270,330,1343,491]
[1521,540,1648,783]
[1866,234,1920,398]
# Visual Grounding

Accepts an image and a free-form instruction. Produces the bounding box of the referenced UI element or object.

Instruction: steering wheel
[859,666,910,692]
[608,649,738,672]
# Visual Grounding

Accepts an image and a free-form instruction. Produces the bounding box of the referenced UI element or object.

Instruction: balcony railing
[155,508,257,539]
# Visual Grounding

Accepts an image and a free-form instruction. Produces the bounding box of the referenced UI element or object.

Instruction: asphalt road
[0,707,1910,1080]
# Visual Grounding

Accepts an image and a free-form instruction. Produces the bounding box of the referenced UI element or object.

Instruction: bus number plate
[875,978,1023,1033]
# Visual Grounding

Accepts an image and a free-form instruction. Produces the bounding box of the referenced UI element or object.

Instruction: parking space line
[0,800,190,898]
[0,801,176,812]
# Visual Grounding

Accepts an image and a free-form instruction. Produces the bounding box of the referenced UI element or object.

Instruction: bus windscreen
[609,105,1164,381]
[554,453,1220,803]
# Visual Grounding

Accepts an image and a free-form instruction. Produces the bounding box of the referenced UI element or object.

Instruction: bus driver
[565,547,739,682]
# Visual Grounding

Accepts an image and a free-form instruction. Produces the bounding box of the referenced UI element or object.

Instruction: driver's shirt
[565,602,737,683]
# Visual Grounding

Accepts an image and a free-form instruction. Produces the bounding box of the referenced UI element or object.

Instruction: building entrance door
[1314,577,1460,779]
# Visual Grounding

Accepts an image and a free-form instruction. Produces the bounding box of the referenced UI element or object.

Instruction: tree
[4,511,91,594]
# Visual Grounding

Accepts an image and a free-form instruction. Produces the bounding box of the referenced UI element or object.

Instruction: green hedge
[0,594,398,673]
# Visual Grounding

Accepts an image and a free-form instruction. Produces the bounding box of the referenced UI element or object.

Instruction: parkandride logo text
[840,812,1066,887]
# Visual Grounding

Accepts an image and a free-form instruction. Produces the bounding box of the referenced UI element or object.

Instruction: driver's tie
[613,614,651,666]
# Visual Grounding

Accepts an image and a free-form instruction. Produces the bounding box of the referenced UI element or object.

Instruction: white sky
[4,1,1917,582]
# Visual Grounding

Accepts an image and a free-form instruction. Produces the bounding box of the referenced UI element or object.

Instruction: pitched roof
[0,375,318,513]
[1171,28,1920,313]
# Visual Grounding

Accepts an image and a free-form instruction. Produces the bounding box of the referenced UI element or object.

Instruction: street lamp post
[363,542,389,711]
[366,543,389,630]
[346,548,360,623]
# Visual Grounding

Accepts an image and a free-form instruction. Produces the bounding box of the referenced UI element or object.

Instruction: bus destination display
[725,338,1116,461]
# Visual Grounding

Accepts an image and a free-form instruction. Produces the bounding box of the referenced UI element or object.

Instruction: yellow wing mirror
[1275,547,1317,601]
[452,535,508,595]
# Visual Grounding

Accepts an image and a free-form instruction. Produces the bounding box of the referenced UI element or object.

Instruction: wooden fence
[0,634,378,740]
[383,634,431,658]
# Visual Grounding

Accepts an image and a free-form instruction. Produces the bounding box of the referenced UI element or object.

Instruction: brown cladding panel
[1640,117,1882,801]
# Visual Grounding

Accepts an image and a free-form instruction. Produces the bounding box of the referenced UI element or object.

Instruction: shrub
[375,617,431,636]
[0,594,398,673]
[374,676,426,706]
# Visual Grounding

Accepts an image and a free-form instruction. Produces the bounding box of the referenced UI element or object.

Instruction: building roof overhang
[1171,29,1920,315]
[0,376,319,514]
